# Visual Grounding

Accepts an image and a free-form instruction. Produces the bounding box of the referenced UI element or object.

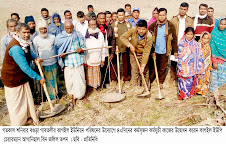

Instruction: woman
[177,27,205,100]
[48,12,64,36]
[209,18,226,93]
[196,31,212,96]
[148,7,158,28]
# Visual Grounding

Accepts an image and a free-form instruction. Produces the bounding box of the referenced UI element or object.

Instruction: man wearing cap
[127,8,143,27]
[25,16,42,104]
[25,16,38,41]
[33,19,58,100]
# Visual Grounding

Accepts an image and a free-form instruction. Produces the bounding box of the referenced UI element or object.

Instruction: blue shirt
[127,18,142,27]
[9,45,42,80]
[155,24,166,54]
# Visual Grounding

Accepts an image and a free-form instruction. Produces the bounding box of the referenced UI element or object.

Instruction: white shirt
[76,20,88,38]
[33,34,57,66]
[85,31,105,66]
[178,15,186,44]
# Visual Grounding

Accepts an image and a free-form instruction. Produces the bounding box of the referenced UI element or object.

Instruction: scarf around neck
[13,34,31,53]
[85,28,100,39]
[194,14,207,30]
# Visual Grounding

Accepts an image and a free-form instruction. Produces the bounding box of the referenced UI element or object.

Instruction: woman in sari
[209,18,226,94]
[196,31,212,96]
[177,27,205,100]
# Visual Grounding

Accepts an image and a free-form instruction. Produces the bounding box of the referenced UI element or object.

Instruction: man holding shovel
[120,20,154,93]
[1,23,45,126]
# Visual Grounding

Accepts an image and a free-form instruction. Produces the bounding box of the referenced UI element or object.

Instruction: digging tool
[133,52,150,97]
[42,46,112,60]
[100,46,126,102]
[37,62,65,118]
[153,57,164,100]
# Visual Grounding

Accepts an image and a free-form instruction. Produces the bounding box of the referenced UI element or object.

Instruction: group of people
[0,2,225,126]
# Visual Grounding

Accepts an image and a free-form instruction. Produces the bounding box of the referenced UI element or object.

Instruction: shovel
[99,46,126,103]
[153,57,164,100]
[133,52,150,97]
[37,62,65,118]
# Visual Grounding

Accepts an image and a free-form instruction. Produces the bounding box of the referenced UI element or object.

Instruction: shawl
[178,35,205,77]
[199,31,212,70]
[210,17,226,61]
[48,12,64,36]
[148,9,157,27]
[54,30,83,69]
[85,28,100,39]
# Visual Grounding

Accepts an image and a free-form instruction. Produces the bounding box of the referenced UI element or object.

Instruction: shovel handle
[37,62,54,111]
[133,52,149,92]
[42,46,112,60]
[153,58,162,99]
[116,46,121,93]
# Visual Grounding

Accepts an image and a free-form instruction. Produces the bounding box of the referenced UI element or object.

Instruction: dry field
[0,0,225,126]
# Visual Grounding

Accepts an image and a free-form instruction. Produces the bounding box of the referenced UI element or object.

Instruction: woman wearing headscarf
[177,27,205,100]
[48,12,64,36]
[209,18,226,93]
[147,7,158,28]
[196,31,212,96]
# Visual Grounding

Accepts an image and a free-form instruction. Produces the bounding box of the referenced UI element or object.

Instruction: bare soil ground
[0,0,225,126]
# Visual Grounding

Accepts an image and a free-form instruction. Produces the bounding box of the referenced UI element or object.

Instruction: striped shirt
[64,38,86,68]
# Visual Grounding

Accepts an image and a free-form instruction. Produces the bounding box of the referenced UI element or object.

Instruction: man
[62,10,77,27]
[127,8,143,27]
[76,11,89,37]
[207,7,218,26]
[105,11,112,24]
[121,20,153,90]
[86,5,96,20]
[111,8,132,83]
[170,2,193,82]
[11,13,20,23]
[148,8,177,89]
[25,16,38,41]
[39,8,51,25]
[85,19,105,92]
[25,16,41,104]
[54,20,86,106]
[97,12,116,88]
[1,19,17,63]
[193,4,214,41]
[125,4,132,20]
[33,19,58,100]
[112,12,117,22]
[1,23,45,126]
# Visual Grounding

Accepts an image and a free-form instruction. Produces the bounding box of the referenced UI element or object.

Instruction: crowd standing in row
[1,3,225,126]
